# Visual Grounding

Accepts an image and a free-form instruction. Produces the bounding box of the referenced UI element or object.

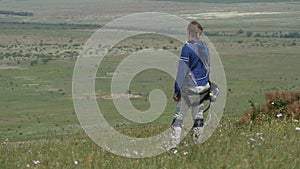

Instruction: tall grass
[1,115,299,169]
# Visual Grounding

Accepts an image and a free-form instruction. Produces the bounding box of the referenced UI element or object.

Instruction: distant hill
[151,0,299,3]
[0,10,33,16]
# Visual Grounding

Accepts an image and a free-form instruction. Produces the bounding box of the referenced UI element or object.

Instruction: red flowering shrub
[241,91,300,124]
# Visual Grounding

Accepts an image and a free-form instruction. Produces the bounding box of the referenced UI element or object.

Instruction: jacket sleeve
[174,45,190,95]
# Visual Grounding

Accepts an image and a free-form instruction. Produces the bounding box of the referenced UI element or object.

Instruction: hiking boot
[193,127,204,144]
[170,126,181,149]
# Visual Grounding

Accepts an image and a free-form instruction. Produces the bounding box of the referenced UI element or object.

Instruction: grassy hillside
[0,1,300,168]
[1,117,300,168]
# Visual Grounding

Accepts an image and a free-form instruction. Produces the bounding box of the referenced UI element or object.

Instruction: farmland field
[0,0,300,168]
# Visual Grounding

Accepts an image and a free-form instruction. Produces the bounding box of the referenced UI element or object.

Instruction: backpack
[182,81,219,106]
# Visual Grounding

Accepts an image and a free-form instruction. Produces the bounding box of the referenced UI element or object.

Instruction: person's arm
[174,45,190,99]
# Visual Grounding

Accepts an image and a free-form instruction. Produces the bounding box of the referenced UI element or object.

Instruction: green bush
[30,60,38,66]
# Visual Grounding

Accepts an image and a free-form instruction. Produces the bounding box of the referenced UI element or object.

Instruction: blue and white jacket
[174,39,210,95]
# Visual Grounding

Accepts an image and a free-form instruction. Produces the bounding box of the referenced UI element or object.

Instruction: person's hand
[173,93,180,102]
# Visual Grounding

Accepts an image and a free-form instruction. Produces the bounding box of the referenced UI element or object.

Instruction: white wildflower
[183,150,188,155]
[276,113,283,118]
[249,138,256,142]
[33,160,40,165]
[133,150,139,155]
[259,136,263,140]
[183,141,189,147]
[295,127,300,131]
[26,164,30,168]
[2,138,9,144]
[256,132,263,136]
[74,160,78,165]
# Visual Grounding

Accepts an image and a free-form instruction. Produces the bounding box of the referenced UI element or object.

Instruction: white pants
[171,83,209,148]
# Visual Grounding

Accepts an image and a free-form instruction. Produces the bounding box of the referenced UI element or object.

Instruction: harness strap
[186,40,212,113]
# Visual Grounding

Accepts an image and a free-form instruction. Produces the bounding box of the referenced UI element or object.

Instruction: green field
[1,0,300,168]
